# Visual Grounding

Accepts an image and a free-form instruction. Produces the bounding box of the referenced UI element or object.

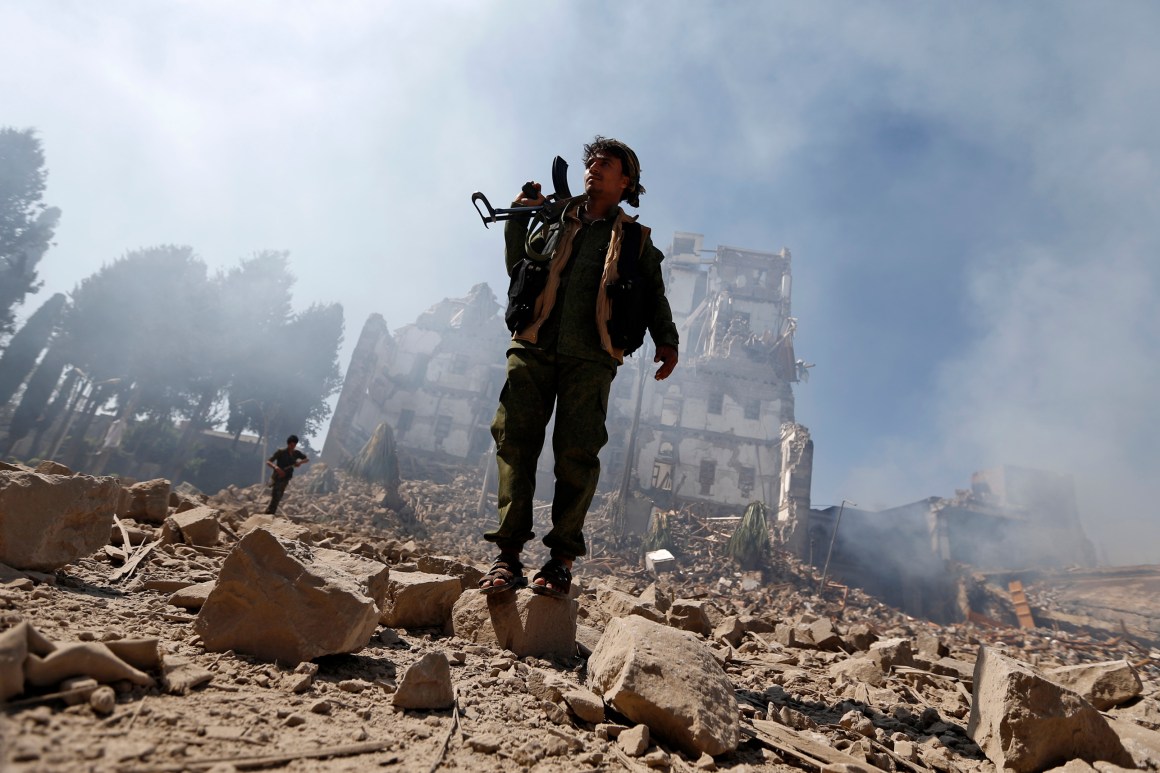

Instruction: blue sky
[3,2,1158,563]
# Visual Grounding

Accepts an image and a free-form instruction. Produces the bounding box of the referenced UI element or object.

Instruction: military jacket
[503,197,679,367]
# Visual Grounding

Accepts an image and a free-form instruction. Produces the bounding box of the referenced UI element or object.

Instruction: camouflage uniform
[485,198,679,558]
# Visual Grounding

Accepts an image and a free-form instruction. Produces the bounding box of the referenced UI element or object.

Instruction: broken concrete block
[564,687,606,724]
[119,478,171,524]
[194,528,382,663]
[313,547,390,610]
[667,599,713,637]
[915,630,949,659]
[829,655,888,688]
[0,622,29,701]
[713,616,746,647]
[967,645,1133,772]
[801,618,843,651]
[417,555,484,591]
[597,586,666,624]
[868,637,914,670]
[619,723,650,756]
[1046,660,1144,711]
[238,513,311,542]
[0,471,122,570]
[587,615,739,757]
[451,589,578,659]
[33,460,73,476]
[393,652,454,710]
[644,549,676,574]
[843,623,878,652]
[168,581,216,611]
[161,505,221,547]
[379,571,461,629]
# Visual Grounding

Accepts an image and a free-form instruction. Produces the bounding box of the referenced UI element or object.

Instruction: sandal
[531,558,572,599]
[478,554,527,595]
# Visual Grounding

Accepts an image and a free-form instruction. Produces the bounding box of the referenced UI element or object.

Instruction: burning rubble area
[1,457,1158,772]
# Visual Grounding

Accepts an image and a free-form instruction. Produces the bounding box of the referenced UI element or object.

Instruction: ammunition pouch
[504,257,549,334]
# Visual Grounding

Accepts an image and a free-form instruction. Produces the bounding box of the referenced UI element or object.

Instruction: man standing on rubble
[479,136,679,598]
[265,434,309,515]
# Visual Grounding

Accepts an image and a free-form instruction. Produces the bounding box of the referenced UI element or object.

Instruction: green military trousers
[485,347,617,558]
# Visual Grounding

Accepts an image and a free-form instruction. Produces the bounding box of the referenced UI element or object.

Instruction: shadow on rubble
[741,683,987,763]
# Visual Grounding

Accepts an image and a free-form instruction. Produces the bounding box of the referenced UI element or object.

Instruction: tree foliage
[0,128,59,341]
[0,292,66,407]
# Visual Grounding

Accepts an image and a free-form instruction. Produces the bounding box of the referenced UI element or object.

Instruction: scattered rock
[392,652,454,710]
[452,588,578,659]
[0,471,122,570]
[1046,660,1144,710]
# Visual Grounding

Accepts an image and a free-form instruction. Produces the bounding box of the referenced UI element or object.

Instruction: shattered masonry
[322,232,813,517]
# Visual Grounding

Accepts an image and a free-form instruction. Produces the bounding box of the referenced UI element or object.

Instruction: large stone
[667,599,712,637]
[588,615,739,757]
[380,571,461,629]
[161,505,221,547]
[451,589,578,659]
[829,655,888,688]
[238,514,311,542]
[868,637,914,670]
[416,555,484,592]
[194,528,383,663]
[393,652,454,710]
[1046,661,1144,711]
[0,471,122,570]
[119,478,171,524]
[967,646,1132,772]
[597,586,666,624]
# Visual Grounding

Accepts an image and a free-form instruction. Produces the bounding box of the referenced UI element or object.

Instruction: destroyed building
[803,465,1099,623]
[323,233,813,519]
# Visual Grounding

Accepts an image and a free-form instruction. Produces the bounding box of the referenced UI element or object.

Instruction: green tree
[1,339,67,458]
[57,245,217,466]
[0,292,66,408]
[0,128,59,341]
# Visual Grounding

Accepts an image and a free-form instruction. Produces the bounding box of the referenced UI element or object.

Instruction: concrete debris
[0,622,157,701]
[118,478,171,524]
[378,570,461,629]
[193,528,384,663]
[967,645,1134,772]
[0,470,121,570]
[0,457,1157,772]
[588,615,740,756]
[1046,659,1144,710]
[451,587,578,659]
[392,651,453,710]
[160,505,221,547]
[644,549,676,574]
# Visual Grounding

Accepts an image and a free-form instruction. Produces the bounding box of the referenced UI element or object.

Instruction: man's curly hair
[583,136,646,208]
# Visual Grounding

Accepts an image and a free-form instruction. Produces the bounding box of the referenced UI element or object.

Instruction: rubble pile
[0,458,1157,772]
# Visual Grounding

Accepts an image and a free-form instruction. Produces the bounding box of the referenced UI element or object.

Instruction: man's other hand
[654,345,678,381]
[515,182,545,206]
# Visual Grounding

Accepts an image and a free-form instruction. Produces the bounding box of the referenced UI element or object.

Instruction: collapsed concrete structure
[322,233,813,519]
[803,465,1102,624]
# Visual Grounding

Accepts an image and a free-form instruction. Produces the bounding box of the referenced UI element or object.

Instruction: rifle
[471,156,574,230]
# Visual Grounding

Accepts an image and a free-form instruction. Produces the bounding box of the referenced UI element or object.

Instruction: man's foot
[531,557,572,599]
[478,553,527,595]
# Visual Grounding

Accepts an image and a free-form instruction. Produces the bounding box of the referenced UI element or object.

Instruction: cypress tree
[0,292,66,406]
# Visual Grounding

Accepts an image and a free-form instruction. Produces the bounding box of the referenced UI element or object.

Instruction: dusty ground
[1,465,1157,772]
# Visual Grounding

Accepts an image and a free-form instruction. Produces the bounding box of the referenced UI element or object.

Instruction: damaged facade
[323,233,813,517]
[322,283,508,475]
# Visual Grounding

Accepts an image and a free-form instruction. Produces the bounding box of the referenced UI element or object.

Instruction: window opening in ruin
[708,392,724,415]
[651,441,675,491]
[661,396,682,426]
[699,459,716,495]
[397,409,415,434]
[450,354,468,375]
[434,415,452,440]
[739,466,755,497]
[744,399,761,420]
[673,236,696,255]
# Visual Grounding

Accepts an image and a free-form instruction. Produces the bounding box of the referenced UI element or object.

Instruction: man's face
[584,151,629,201]
[287,441,297,451]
